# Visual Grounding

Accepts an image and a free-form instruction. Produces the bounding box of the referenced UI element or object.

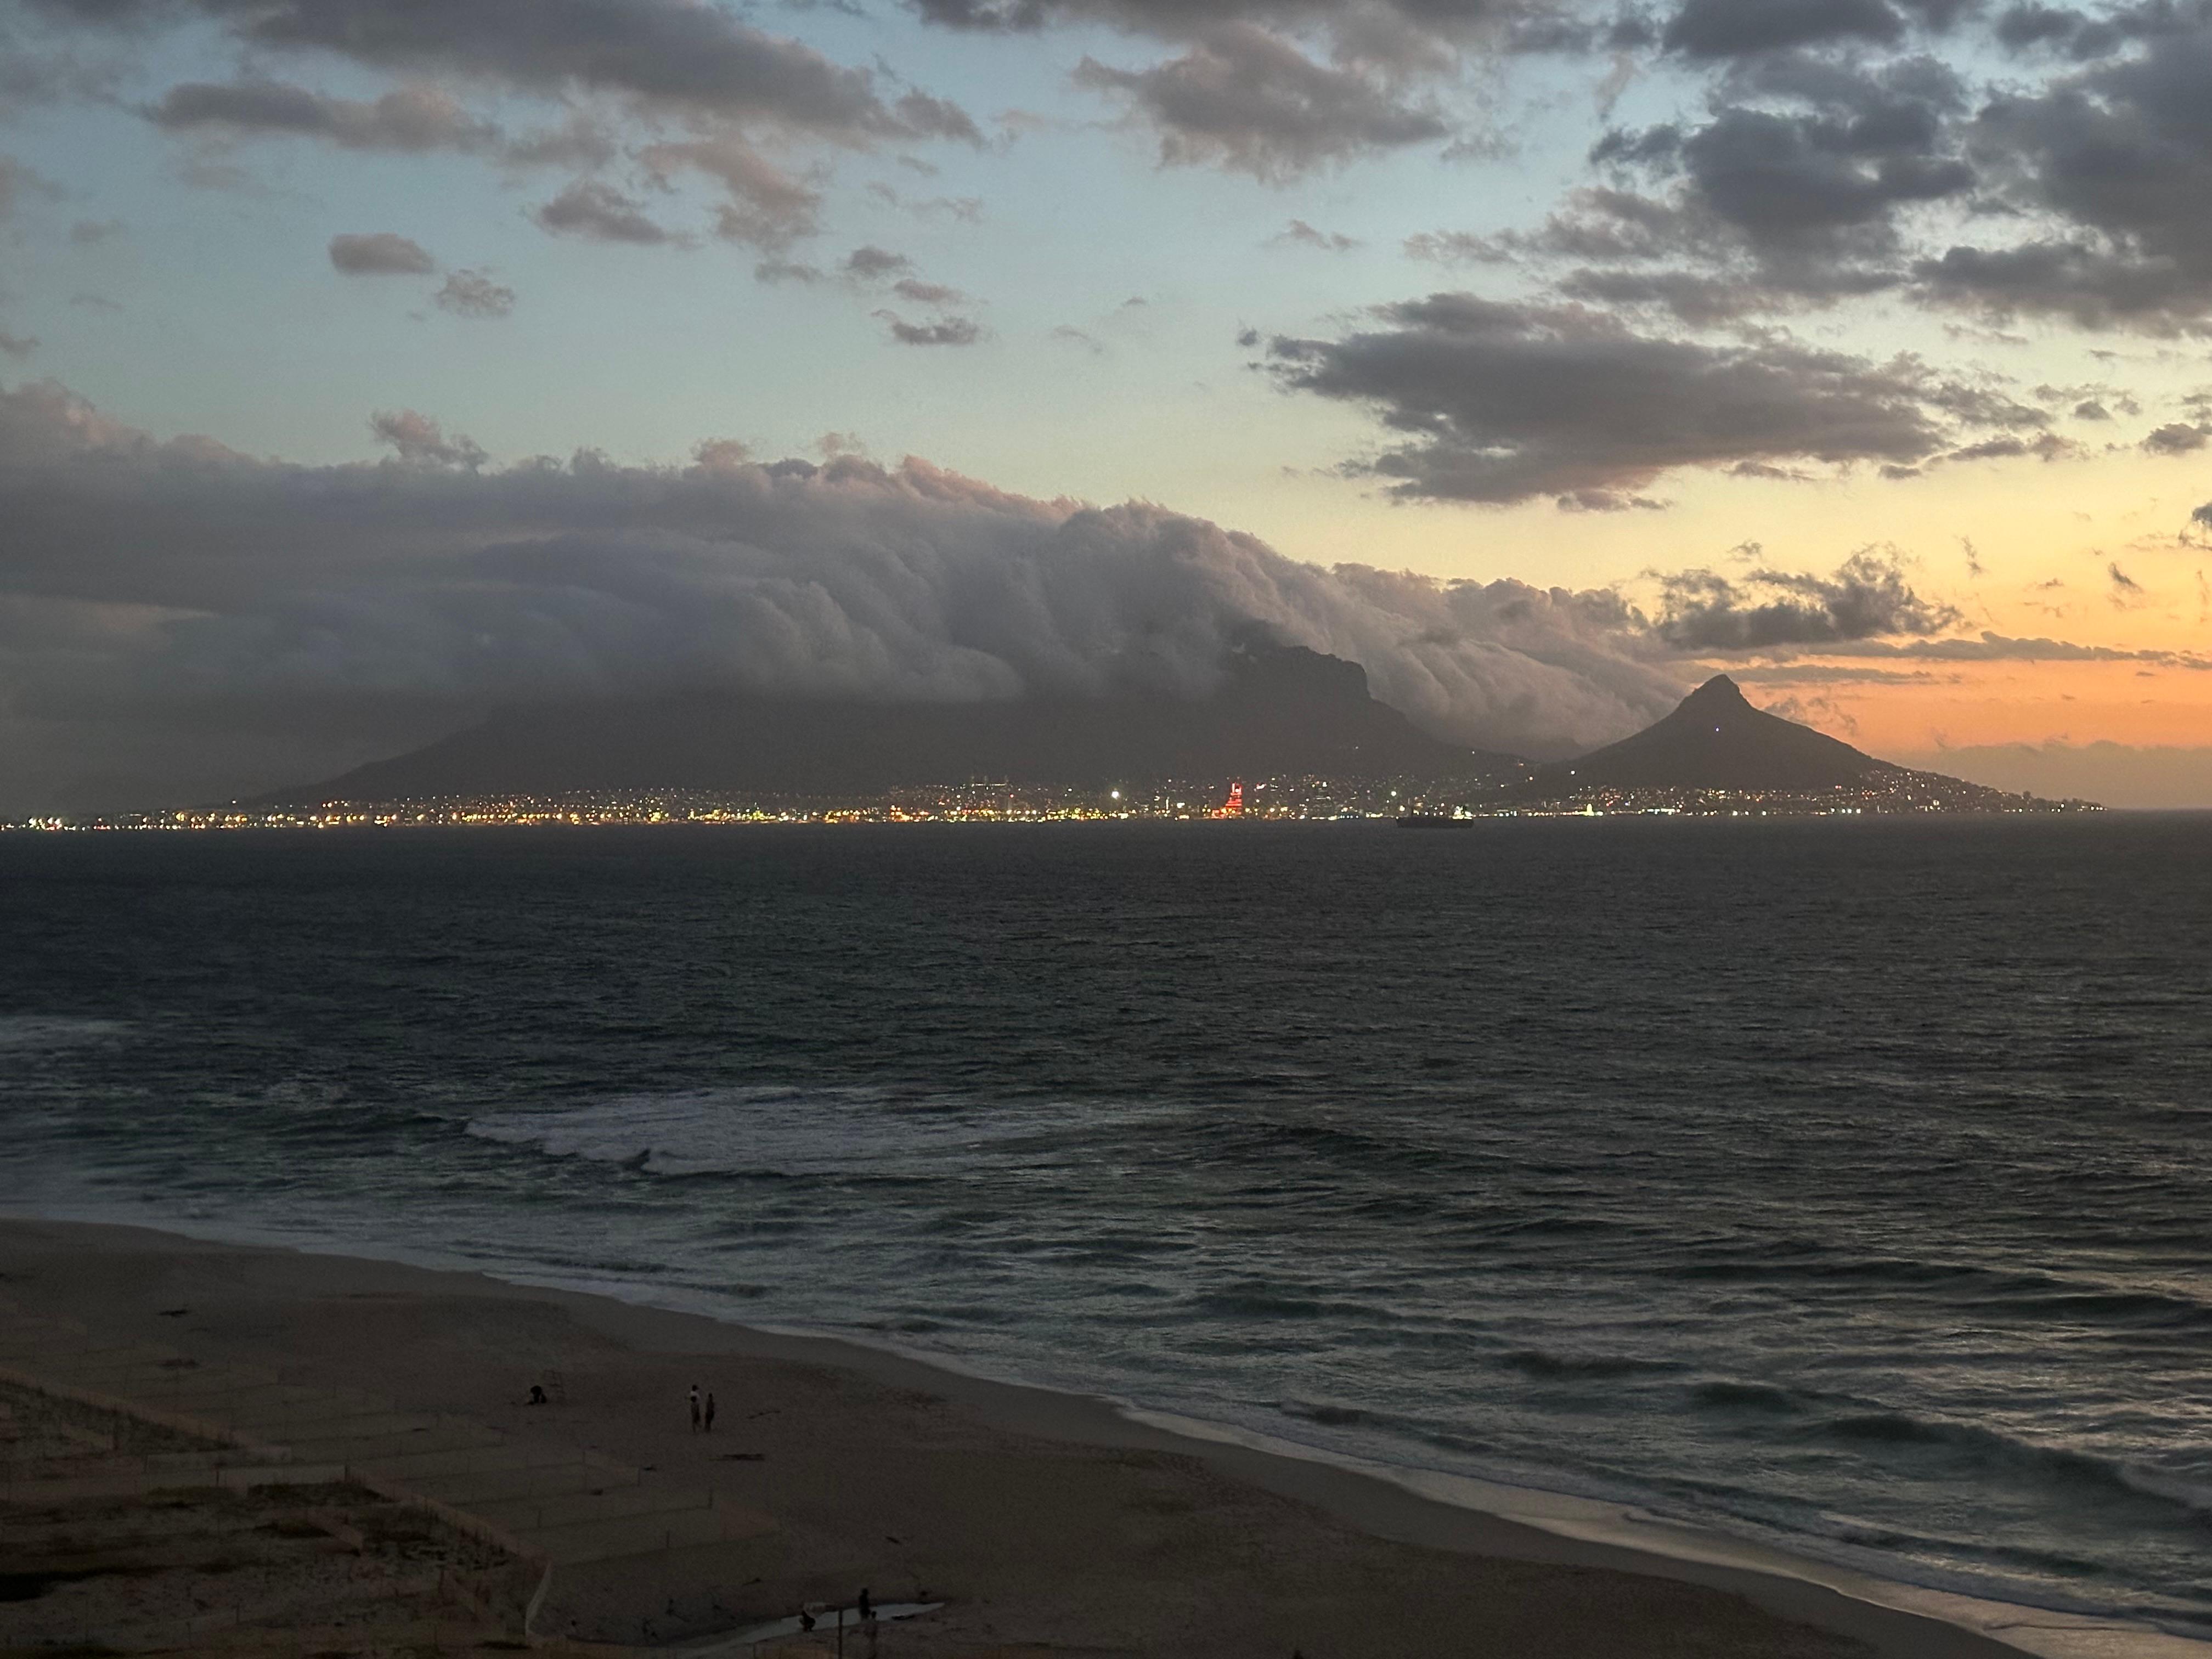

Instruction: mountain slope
[262,645,1516,804]
[1528,674,1895,793]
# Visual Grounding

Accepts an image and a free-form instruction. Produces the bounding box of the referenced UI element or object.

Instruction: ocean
[3,818,2208,1636]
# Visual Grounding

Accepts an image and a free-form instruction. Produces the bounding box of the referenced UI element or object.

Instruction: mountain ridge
[258,644,1518,805]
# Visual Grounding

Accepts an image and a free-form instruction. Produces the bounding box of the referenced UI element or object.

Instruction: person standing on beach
[688,1384,702,1432]
[704,1390,716,1433]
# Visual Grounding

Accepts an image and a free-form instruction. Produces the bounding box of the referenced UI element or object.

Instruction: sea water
[2,818,2207,1635]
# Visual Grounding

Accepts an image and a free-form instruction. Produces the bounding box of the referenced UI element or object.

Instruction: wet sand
[0,1217,2180,1658]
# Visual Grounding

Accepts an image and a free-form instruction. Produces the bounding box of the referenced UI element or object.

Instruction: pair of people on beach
[688,1383,717,1432]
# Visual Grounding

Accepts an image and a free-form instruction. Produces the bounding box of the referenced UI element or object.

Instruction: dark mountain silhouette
[260,644,1517,804]
[1526,674,1900,794]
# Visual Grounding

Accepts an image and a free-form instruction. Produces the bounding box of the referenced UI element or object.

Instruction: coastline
[3,1215,2202,1659]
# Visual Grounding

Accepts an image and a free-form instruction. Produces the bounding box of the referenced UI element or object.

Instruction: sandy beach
[0,1216,2191,1659]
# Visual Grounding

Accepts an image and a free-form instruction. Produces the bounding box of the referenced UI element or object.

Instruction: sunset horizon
[3,0,2209,811]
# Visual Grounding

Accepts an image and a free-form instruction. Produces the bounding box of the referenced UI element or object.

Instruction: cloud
[1937,430,2077,464]
[370,409,487,468]
[0,330,36,359]
[532,180,682,245]
[0,375,1696,813]
[329,232,437,275]
[844,244,913,281]
[433,269,515,318]
[1651,549,1961,647]
[1915,21,2212,332]
[1261,292,2042,504]
[1564,58,1975,315]
[2142,421,2209,454]
[1822,630,2212,666]
[1661,0,1913,59]
[1272,218,1360,251]
[638,136,823,249]
[892,276,968,306]
[909,0,1571,74]
[87,0,971,145]
[754,258,826,284]
[49,0,972,259]
[147,80,500,152]
[875,311,985,345]
[1074,25,1451,180]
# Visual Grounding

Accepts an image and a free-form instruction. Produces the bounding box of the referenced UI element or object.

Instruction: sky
[1,0,2210,811]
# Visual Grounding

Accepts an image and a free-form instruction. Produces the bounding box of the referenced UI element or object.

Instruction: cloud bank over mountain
[0,379,1697,812]
[2,377,2175,814]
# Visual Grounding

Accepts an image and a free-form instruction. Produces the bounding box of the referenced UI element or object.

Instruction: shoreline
[3,1214,2204,1659]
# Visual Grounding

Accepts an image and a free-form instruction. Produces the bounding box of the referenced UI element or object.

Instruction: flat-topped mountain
[1528,674,1899,794]
[261,644,1517,805]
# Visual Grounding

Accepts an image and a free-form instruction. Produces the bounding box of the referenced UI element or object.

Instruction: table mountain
[259,644,1516,804]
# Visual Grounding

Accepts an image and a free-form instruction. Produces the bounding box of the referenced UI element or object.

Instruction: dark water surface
[3,820,2208,1632]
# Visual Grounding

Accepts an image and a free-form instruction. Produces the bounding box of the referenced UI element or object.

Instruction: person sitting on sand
[527,1383,548,1405]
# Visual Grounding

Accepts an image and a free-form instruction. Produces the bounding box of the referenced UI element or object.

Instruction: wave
[0,1014,131,1049]
[1500,1348,1682,1381]
[463,1084,1018,1182]
[1690,1379,1802,1413]
[1677,1250,2212,1329]
[1810,1413,2212,1517]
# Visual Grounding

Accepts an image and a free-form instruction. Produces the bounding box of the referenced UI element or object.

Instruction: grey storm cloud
[1661,0,1914,59]
[1260,292,2041,504]
[1073,25,1452,179]
[1386,14,2212,341]
[148,80,500,151]
[0,376,1696,814]
[1550,55,1977,317]
[1914,15,2212,331]
[328,232,437,275]
[1392,53,1982,326]
[1652,550,1962,648]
